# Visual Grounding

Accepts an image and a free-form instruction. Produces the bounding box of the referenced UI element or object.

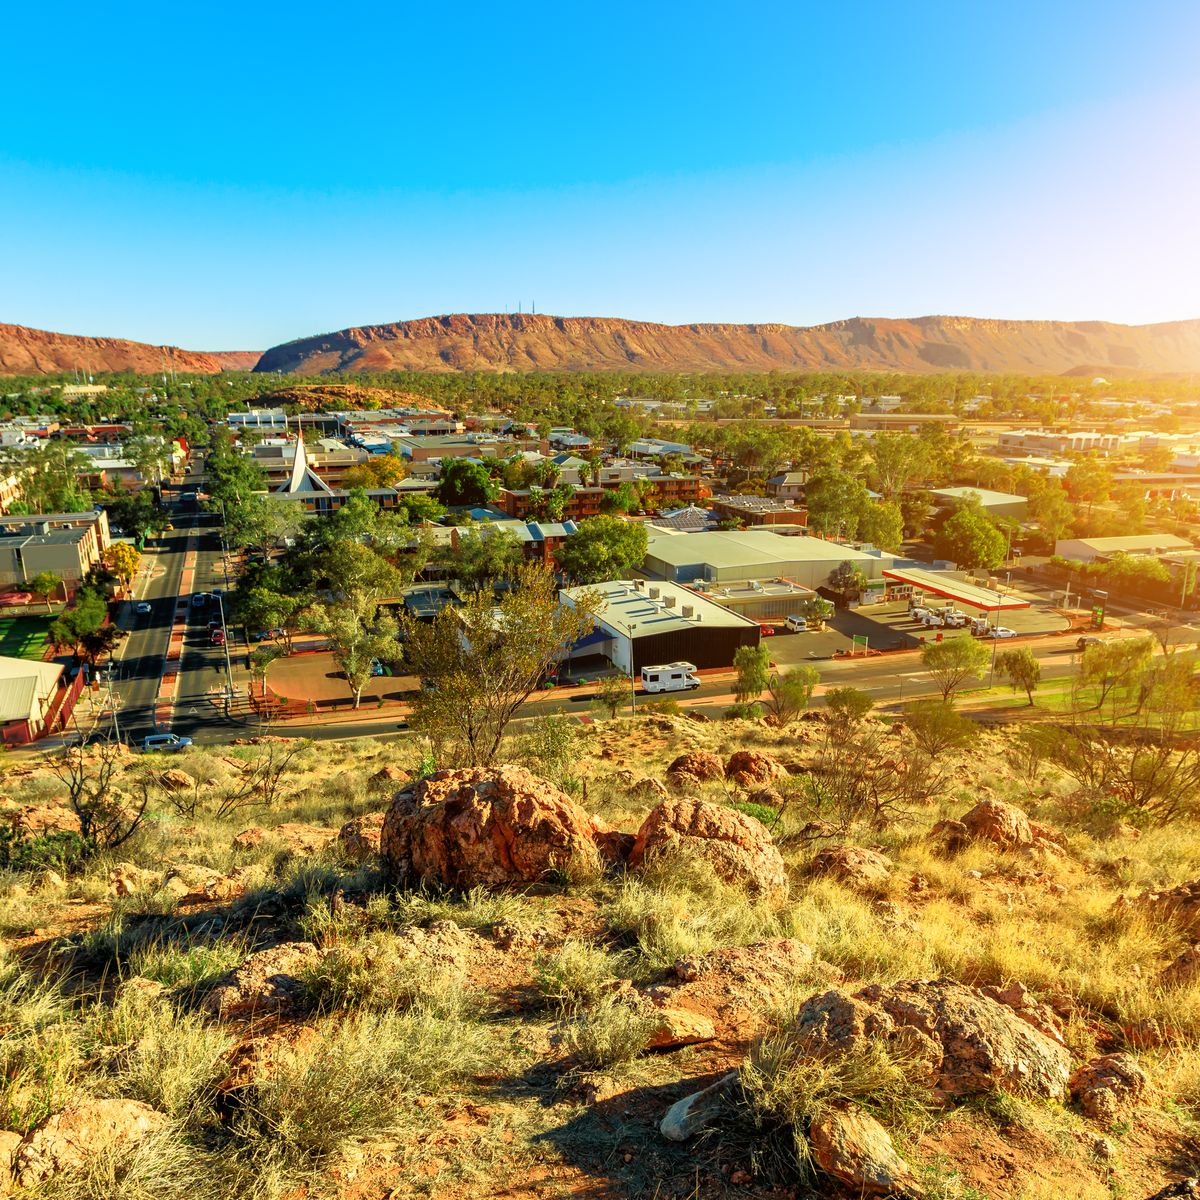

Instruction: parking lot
[764,597,1068,665]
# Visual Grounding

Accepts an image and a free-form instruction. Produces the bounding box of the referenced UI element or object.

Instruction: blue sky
[3,1,1198,348]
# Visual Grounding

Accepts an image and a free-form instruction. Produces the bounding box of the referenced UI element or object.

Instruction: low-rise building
[560,578,761,673]
[0,656,83,746]
[0,518,108,589]
[765,471,809,502]
[1054,534,1194,562]
[710,494,808,527]
[930,487,1029,521]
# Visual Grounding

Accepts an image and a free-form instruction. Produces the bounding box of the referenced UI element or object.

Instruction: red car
[758,623,777,636]
[210,629,226,646]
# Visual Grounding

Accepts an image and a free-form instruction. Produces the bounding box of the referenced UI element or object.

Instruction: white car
[922,613,945,627]
[988,626,1017,639]
[135,601,152,615]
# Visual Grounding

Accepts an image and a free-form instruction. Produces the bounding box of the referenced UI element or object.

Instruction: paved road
[110,525,190,742]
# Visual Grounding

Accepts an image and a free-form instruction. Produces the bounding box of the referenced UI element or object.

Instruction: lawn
[0,615,53,660]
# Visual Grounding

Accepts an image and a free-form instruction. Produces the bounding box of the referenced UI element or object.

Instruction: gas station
[880,567,1031,627]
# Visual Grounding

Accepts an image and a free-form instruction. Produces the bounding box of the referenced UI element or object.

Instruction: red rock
[1070,1053,1149,1123]
[665,751,725,788]
[628,797,788,899]
[808,1106,919,1197]
[380,766,620,889]
[724,750,786,788]
[337,812,385,861]
[810,845,893,890]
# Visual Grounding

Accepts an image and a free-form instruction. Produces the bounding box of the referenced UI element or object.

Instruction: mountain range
[5,314,1200,378]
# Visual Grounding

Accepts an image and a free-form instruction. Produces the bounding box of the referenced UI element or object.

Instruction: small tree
[824,686,874,728]
[51,736,146,854]
[797,595,835,628]
[995,647,1041,705]
[733,644,772,704]
[762,665,819,726]
[101,543,141,586]
[920,636,990,700]
[303,598,399,710]
[402,563,597,767]
[591,674,630,720]
[904,699,980,758]
[29,571,62,613]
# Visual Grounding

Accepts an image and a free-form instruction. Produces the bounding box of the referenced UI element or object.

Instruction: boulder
[644,1006,717,1051]
[793,978,1071,1102]
[957,798,1064,853]
[810,845,893,891]
[665,751,725,788]
[628,798,788,899]
[1142,1183,1200,1200]
[158,768,195,792]
[659,1071,740,1141]
[232,823,338,855]
[724,750,786,788]
[1133,879,1200,937]
[628,776,670,802]
[1070,1053,1149,1123]
[108,862,157,898]
[1161,944,1200,988]
[808,1106,921,1198]
[202,942,323,1020]
[0,1128,22,1173]
[13,1099,165,1187]
[980,980,1065,1047]
[380,766,617,889]
[369,764,408,788]
[337,812,385,862]
[8,804,80,838]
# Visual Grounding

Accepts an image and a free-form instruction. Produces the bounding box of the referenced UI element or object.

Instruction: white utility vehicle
[640,662,701,692]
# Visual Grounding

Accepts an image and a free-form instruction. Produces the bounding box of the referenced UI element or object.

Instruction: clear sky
[3,1,1198,348]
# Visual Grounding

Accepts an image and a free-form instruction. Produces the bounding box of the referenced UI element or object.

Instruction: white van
[784,615,808,633]
[640,662,700,693]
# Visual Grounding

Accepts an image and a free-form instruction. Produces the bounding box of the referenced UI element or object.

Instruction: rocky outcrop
[628,798,788,899]
[158,768,195,792]
[810,845,893,890]
[665,751,725,789]
[1070,1053,1149,1123]
[792,978,1072,1102]
[253,312,1200,377]
[108,862,157,897]
[809,1106,921,1198]
[232,823,339,855]
[202,942,323,1020]
[380,766,617,888]
[724,750,786,788]
[947,798,1066,853]
[12,1099,165,1187]
[337,812,385,861]
[8,804,80,838]
[1133,879,1200,936]
[1161,944,1200,988]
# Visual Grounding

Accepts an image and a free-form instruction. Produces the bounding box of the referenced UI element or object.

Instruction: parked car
[909,607,932,622]
[1076,635,1103,651]
[250,628,283,642]
[191,592,209,608]
[922,613,945,627]
[758,623,777,636]
[943,612,968,628]
[210,629,226,646]
[784,615,809,633]
[369,658,386,677]
[135,601,152,615]
[988,626,1017,639]
[142,733,193,752]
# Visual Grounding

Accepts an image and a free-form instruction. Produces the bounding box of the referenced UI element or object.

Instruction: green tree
[401,564,597,766]
[591,674,630,720]
[598,481,641,516]
[857,500,904,552]
[824,686,874,727]
[995,646,1041,704]
[762,664,819,725]
[449,527,524,594]
[29,571,62,613]
[904,699,979,758]
[920,636,990,700]
[302,594,399,710]
[733,643,771,704]
[797,595,835,626]
[79,623,126,668]
[107,491,170,544]
[435,459,500,507]
[556,517,648,584]
[1065,456,1113,515]
[866,433,930,497]
[934,504,1006,570]
[1028,481,1074,548]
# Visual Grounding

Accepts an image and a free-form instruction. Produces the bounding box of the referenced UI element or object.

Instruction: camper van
[640,662,700,693]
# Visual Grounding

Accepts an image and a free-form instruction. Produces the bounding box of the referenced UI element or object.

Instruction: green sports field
[0,616,53,660]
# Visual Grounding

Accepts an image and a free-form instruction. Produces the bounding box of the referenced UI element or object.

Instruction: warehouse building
[643,529,887,589]
[930,487,1029,521]
[1053,534,1194,563]
[559,578,760,673]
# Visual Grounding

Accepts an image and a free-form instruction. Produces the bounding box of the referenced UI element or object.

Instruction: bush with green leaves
[0,826,89,874]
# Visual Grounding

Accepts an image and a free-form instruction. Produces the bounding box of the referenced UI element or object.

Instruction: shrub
[904,700,979,759]
[535,940,625,1009]
[726,702,764,720]
[0,826,89,875]
[557,997,658,1069]
[512,714,582,795]
[824,686,874,728]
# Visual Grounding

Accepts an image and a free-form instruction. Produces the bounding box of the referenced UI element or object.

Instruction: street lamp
[216,593,235,717]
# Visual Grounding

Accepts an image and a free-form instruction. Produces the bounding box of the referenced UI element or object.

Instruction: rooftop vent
[664,595,677,609]
[681,604,694,619]
[649,586,660,600]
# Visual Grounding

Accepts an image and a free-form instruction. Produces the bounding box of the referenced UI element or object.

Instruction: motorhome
[640,662,700,692]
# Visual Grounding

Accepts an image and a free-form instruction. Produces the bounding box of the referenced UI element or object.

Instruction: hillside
[0,324,257,376]
[254,312,1200,376]
[257,382,432,411]
[1,717,1198,1199]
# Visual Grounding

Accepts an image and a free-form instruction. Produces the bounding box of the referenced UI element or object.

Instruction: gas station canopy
[881,568,1030,612]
